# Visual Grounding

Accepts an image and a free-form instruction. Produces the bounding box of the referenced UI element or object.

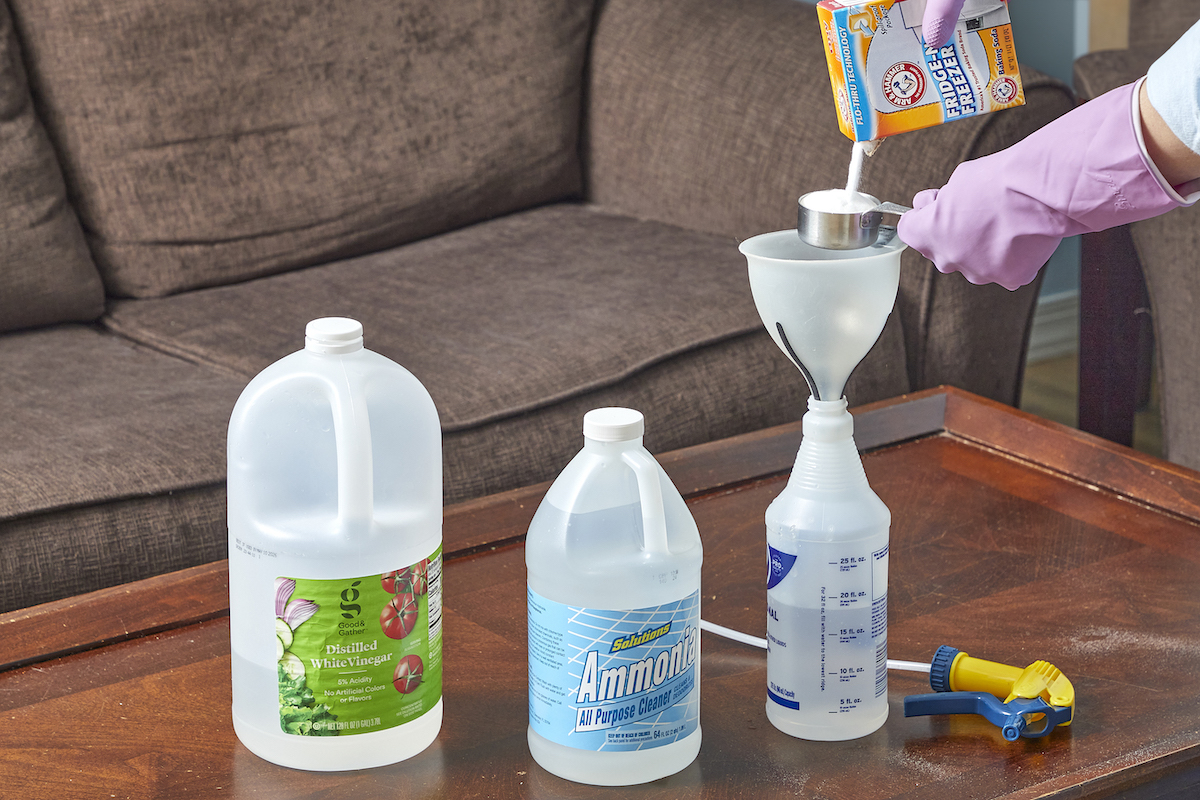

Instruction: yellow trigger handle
[931,646,1075,725]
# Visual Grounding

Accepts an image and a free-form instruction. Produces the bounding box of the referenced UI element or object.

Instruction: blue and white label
[527,588,699,751]
[767,545,797,590]
[766,539,888,719]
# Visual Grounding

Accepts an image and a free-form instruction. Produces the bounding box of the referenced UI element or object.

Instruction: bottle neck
[305,317,364,354]
[788,397,868,494]
[583,436,644,455]
[802,397,853,441]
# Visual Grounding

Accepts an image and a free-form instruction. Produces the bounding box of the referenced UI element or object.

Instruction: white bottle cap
[305,318,364,354]
[583,407,645,442]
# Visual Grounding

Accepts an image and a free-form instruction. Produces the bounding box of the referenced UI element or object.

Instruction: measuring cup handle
[875,202,911,216]
[875,226,899,247]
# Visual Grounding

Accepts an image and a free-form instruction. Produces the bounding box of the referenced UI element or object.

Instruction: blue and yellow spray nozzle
[904,645,1075,740]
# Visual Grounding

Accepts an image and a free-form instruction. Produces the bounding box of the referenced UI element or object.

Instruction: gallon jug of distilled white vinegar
[228,318,443,771]
[526,407,703,785]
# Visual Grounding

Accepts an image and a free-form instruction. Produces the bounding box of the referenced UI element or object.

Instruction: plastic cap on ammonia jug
[583,407,645,442]
[305,317,364,354]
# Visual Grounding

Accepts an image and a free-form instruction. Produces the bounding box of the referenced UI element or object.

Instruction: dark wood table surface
[3,387,1200,800]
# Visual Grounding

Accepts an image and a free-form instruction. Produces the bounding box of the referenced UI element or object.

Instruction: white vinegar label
[766,541,888,716]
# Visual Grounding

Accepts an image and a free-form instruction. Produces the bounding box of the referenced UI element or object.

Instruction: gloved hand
[897,82,1181,291]
[921,0,967,49]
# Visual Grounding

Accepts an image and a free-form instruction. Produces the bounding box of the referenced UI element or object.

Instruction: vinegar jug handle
[330,373,374,527]
[620,450,670,555]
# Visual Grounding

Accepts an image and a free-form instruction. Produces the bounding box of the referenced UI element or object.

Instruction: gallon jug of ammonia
[526,407,703,785]
[228,318,443,771]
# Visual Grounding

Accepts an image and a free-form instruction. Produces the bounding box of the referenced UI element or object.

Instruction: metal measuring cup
[797,192,911,250]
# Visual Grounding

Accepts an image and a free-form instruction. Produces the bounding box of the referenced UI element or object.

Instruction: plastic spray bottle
[228,318,443,770]
[740,229,903,741]
[526,407,703,784]
[764,397,890,740]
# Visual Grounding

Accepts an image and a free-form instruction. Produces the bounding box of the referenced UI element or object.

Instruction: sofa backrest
[0,0,103,332]
[6,0,595,298]
[1129,0,1200,53]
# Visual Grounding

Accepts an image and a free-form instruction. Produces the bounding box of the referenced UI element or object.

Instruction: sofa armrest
[584,0,1075,405]
[1075,36,1200,467]
[1072,49,1158,449]
[1074,48,1159,102]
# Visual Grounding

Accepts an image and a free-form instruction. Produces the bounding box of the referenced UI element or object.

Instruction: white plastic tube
[699,619,769,649]
[698,619,930,673]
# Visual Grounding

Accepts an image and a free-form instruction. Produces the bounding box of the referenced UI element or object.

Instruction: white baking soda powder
[802,189,877,214]
[801,141,877,214]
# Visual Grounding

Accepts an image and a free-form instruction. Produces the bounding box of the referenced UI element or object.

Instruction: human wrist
[1136,78,1200,203]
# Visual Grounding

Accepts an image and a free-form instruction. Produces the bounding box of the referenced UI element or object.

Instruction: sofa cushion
[0,0,102,333]
[105,203,910,500]
[439,327,908,501]
[7,0,593,298]
[0,325,245,611]
[0,206,907,610]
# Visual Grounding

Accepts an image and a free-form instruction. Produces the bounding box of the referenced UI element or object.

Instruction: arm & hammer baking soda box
[817,0,1024,141]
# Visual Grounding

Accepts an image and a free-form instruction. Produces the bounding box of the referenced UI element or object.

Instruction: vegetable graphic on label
[408,560,429,596]
[273,551,443,738]
[393,655,424,693]
[275,577,319,679]
[381,592,419,639]
[279,664,338,736]
[381,570,406,594]
[384,561,429,596]
[275,577,337,734]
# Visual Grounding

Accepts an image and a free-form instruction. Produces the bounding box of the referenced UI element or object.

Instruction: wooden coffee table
[3,387,1199,799]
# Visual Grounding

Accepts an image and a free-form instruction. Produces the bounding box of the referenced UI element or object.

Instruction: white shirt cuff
[1132,77,1200,206]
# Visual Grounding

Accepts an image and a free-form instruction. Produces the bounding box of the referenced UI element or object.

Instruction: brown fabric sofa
[1075,0,1200,465]
[0,0,1074,612]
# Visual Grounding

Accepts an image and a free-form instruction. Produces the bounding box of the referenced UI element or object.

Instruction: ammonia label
[527,589,699,751]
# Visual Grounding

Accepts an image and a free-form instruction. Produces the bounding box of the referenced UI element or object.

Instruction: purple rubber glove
[897,82,1182,291]
[921,0,966,49]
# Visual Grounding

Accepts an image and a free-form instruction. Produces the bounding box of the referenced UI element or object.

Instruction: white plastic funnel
[740,231,904,402]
